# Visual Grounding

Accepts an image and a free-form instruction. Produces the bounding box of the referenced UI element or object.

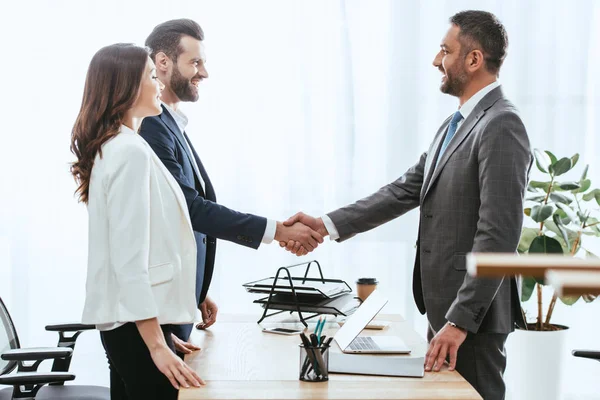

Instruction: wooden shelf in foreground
[545,270,600,296]
[466,253,600,278]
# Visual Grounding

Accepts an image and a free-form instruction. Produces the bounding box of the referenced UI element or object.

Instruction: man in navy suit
[140,19,322,352]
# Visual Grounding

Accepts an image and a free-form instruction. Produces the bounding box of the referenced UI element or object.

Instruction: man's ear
[466,49,485,73]
[154,52,171,73]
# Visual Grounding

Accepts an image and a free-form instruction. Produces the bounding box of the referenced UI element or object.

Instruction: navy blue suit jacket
[139,106,267,340]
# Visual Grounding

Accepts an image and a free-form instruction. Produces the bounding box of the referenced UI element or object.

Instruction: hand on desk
[171,333,202,354]
[278,212,329,256]
[425,322,467,372]
[274,218,324,256]
[151,343,205,389]
[198,296,218,329]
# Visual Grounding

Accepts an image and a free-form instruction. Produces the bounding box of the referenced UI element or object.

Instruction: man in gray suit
[282,10,532,400]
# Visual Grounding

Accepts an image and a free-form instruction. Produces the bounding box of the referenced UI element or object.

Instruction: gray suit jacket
[328,86,532,334]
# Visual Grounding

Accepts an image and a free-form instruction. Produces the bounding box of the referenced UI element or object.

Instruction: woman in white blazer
[70,43,203,399]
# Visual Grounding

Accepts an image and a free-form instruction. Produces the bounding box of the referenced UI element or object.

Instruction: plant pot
[505,324,569,400]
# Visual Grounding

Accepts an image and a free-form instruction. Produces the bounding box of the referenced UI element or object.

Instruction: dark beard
[171,65,199,102]
[440,66,468,97]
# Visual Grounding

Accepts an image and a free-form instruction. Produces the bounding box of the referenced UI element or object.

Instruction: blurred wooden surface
[546,270,600,296]
[466,253,600,277]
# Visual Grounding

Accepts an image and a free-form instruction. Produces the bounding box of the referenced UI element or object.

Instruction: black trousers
[100,323,178,400]
[428,326,508,400]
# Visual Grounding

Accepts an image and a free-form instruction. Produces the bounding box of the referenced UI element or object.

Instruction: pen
[313,317,323,337]
[316,317,326,345]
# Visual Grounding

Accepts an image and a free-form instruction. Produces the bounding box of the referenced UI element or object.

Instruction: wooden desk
[545,270,600,296]
[179,314,481,400]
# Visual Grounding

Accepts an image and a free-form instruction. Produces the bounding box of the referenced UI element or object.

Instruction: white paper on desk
[328,341,425,378]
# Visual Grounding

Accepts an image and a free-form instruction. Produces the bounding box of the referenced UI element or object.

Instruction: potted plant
[506,150,599,400]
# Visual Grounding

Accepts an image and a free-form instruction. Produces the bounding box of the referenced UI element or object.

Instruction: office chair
[573,350,600,362]
[0,297,109,399]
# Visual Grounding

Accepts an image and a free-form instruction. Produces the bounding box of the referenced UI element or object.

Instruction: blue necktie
[436,111,463,167]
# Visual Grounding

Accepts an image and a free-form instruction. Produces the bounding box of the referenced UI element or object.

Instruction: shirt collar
[120,125,136,135]
[458,80,500,120]
[161,102,189,132]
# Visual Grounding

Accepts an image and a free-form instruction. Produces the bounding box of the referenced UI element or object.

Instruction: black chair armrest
[0,372,75,398]
[572,349,600,361]
[2,347,73,373]
[0,372,75,385]
[2,347,72,361]
[45,323,95,332]
[44,323,96,377]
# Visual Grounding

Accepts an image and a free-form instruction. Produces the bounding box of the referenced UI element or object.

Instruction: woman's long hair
[70,43,149,203]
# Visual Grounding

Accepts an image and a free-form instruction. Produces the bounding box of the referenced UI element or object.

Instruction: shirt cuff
[261,219,277,244]
[321,215,340,241]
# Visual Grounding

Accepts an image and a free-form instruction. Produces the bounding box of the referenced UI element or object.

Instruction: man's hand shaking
[277,212,329,256]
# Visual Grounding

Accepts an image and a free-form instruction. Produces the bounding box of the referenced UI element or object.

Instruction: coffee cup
[356,278,378,301]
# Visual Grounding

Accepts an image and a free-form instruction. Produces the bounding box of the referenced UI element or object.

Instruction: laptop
[334,290,411,354]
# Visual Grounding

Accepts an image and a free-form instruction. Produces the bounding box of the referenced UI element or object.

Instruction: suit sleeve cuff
[445,303,480,333]
[261,219,277,244]
[321,215,340,241]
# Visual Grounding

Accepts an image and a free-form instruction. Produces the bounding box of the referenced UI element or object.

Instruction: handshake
[274,212,328,256]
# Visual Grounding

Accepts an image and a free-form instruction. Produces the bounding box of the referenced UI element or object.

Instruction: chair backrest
[0,297,20,375]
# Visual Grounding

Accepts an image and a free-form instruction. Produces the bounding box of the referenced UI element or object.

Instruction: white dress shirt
[322,81,501,241]
[161,103,276,244]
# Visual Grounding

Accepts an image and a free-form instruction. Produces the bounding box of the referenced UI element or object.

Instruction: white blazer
[82,125,197,327]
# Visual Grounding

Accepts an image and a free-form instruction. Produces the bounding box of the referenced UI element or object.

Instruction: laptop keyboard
[348,336,380,351]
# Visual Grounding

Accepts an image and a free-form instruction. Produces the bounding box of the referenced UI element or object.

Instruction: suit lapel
[184,132,216,202]
[421,117,451,202]
[159,106,205,196]
[421,86,504,201]
[146,145,192,226]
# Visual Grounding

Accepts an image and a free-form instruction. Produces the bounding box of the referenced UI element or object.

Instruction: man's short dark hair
[450,10,508,75]
[145,19,204,62]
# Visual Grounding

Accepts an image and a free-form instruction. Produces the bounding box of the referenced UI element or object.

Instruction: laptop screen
[333,290,388,350]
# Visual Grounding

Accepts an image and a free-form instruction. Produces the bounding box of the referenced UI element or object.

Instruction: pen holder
[299,344,329,382]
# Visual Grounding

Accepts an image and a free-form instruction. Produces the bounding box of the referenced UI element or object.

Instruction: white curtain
[1,1,599,397]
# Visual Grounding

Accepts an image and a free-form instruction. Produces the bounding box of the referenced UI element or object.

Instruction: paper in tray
[254,292,360,316]
[243,276,351,299]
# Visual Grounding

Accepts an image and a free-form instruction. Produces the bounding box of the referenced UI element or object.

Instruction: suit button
[423,249,431,254]
[424,214,432,218]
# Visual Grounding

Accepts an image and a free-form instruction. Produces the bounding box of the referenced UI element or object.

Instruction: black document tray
[243,260,354,327]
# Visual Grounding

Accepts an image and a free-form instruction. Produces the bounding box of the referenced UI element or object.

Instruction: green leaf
[545,151,558,165]
[581,164,589,181]
[553,209,571,225]
[518,227,540,253]
[559,296,580,305]
[526,194,547,202]
[531,204,554,222]
[529,181,553,191]
[555,202,579,224]
[552,214,571,251]
[571,153,580,169]
[529,235,564,254]
[524,208,531,216]
[534,149,551,174]
[558,182,581,191]
[582,189,600,205]
[550,192,572,204]
[521,277,537,302]
[550,157,572,176]
[572,179,591,194]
